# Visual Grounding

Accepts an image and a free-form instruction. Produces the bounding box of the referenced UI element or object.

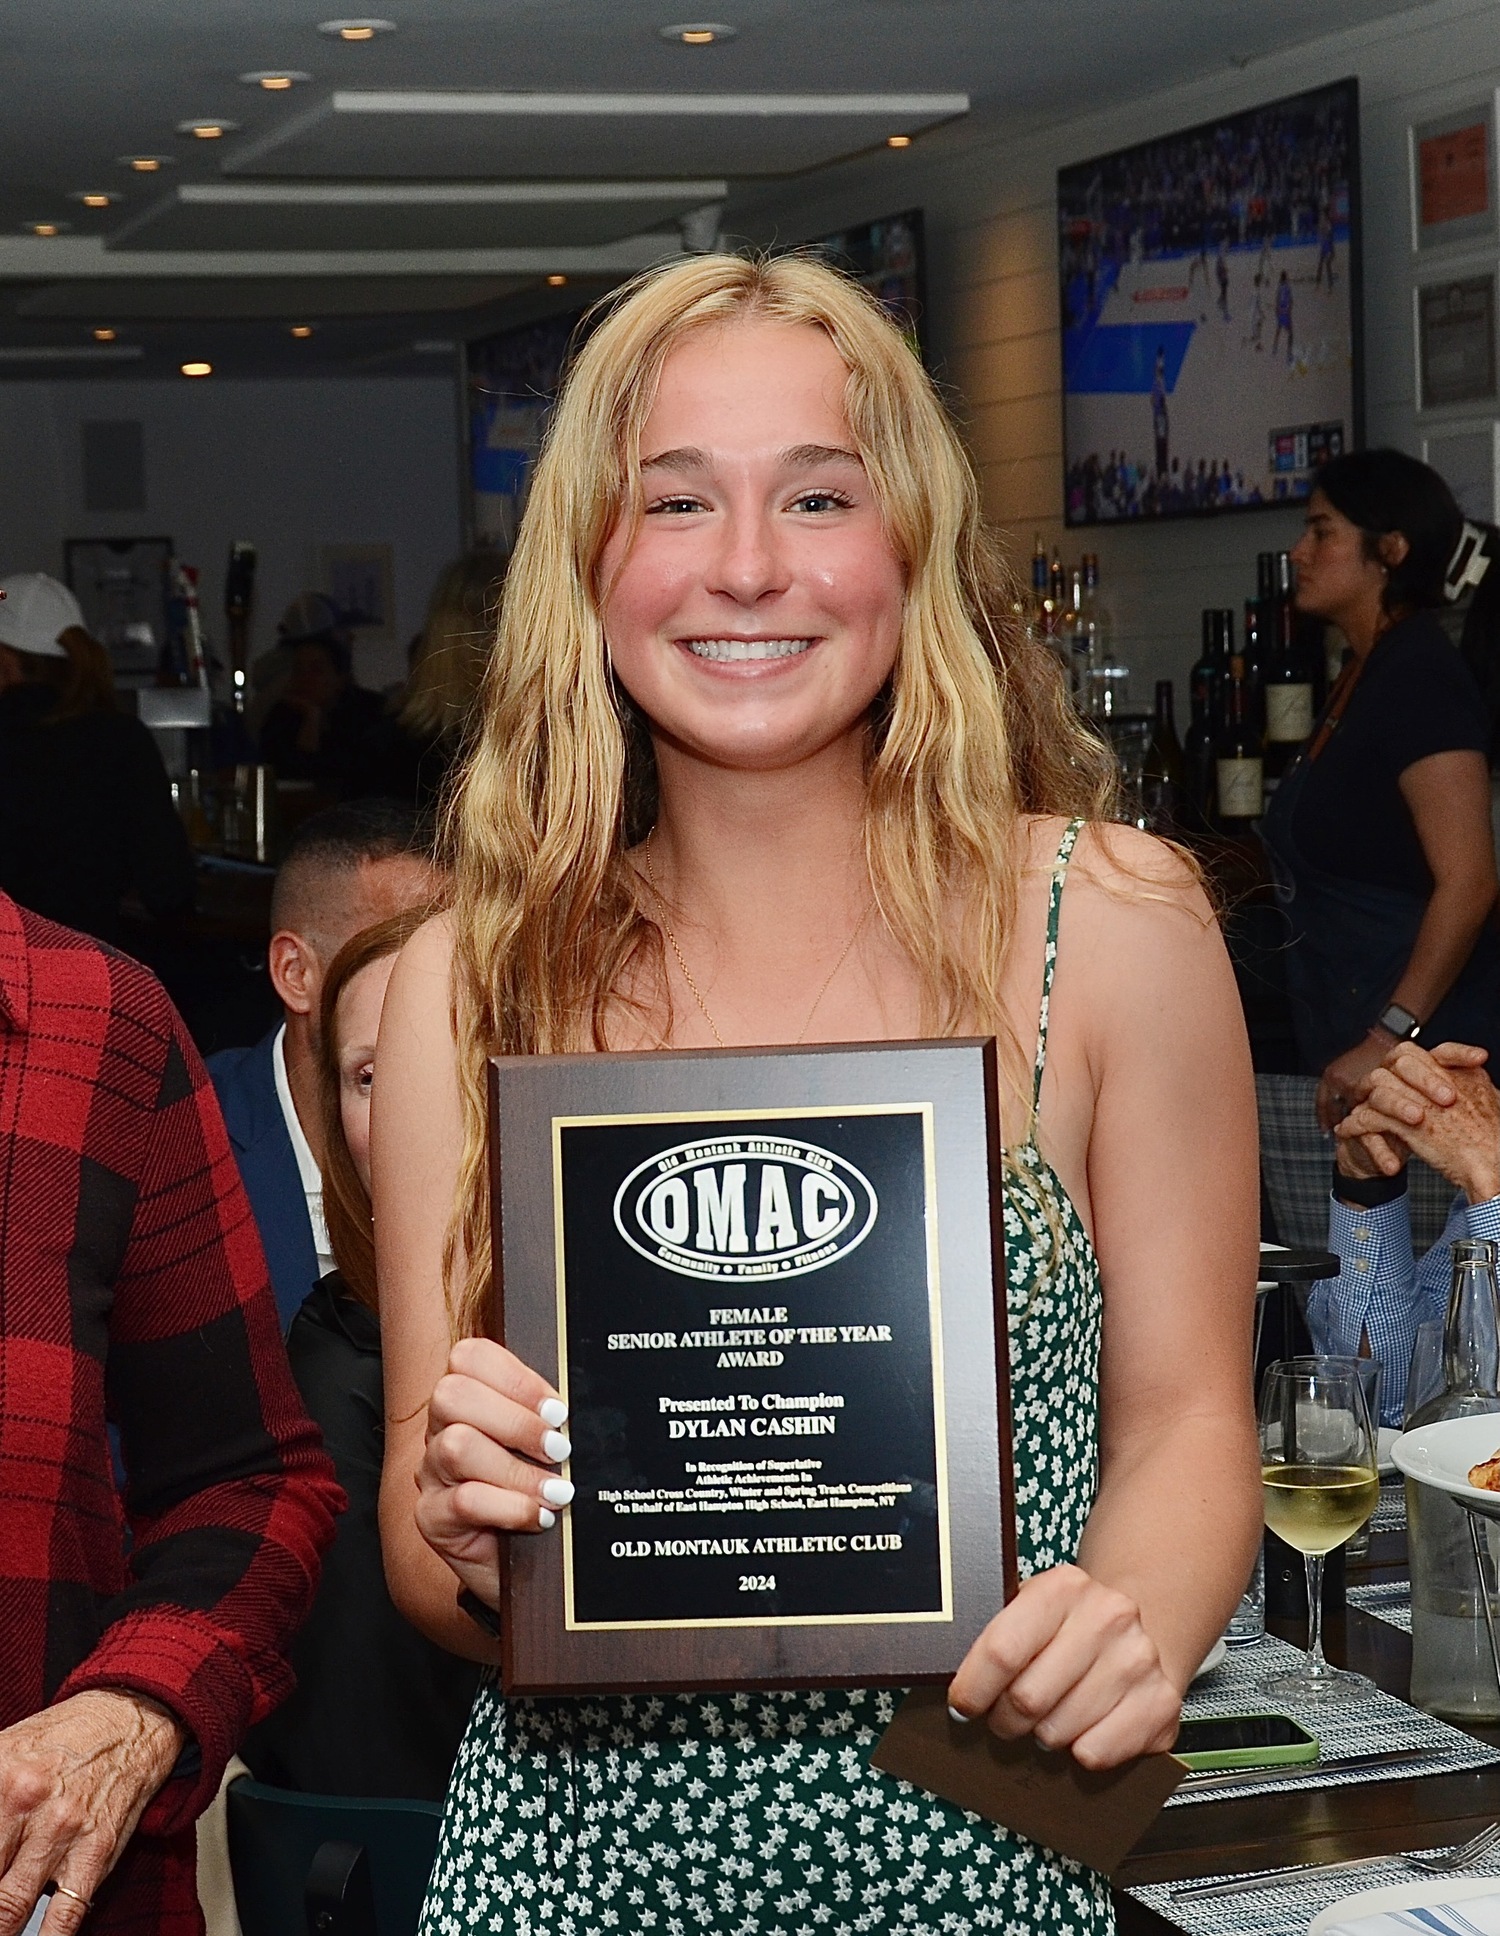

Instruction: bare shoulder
[1023,817,1223,1024]
[1026,815,1210,921]
[384,908,457,1016]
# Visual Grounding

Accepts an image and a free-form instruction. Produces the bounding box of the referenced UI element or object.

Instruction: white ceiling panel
[108,180,727,252]
[222,90,970,180]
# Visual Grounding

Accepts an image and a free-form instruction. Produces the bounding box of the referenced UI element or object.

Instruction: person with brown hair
[0,572,193,944]
[381,548,509,808]
[242,906,479,1801]
[372,253,1260,1935]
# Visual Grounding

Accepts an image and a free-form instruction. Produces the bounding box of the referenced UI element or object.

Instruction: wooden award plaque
[488,1038,1015,1695]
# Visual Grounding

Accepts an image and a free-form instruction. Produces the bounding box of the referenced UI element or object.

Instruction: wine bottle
[1215,653,1264,828]
[1183,665,1218,833]
[1264,555,1315,768]
[1189,608,1231,737]
[1141,680,1186,833]
[1241,597,1267,738]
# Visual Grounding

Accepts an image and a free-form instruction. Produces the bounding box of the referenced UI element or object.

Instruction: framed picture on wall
[1416,274,1497,410]
[321,542,396,647]
[1421,420,1500,522]
[1410,101,1496,252]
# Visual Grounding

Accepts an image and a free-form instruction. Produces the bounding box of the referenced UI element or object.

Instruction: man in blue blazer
[210,801,436,1330]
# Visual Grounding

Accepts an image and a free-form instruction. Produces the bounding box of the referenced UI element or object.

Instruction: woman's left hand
[1317,1031,1395,1129]
[945,1564,1183,1771]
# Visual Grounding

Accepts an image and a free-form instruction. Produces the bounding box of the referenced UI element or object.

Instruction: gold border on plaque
[550,1102,951,1633]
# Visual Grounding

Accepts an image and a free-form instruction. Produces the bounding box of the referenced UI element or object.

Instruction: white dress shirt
[271,1022,336,1282]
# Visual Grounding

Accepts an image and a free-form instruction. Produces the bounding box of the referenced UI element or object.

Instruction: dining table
[1113,1523,1500,1933]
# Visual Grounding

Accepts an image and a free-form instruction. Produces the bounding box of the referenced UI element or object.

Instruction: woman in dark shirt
[0,572,193,944]
[1262,450,1499,1124]
[242,904,478,1801]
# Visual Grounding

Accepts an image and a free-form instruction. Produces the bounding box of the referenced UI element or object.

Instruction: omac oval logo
[613,1135,878,1282]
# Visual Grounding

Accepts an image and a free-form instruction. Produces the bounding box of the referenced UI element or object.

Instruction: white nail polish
[947,1705,970,1725]
[538,1507,557,1530]
[541,1476,575,1508]
[538,1397,569,1429]
[542,1430,572,1463]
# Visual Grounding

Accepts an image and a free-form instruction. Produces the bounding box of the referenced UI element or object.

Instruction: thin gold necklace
[643,830,872,1048]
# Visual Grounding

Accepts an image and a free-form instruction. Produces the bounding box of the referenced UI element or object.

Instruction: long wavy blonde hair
[443,250,1116,1339]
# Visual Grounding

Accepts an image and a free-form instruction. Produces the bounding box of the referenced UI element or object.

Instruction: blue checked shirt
[1306,1189,1500,1424]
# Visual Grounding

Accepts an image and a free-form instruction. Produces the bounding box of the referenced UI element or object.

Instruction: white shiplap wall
[739,0,1500,706]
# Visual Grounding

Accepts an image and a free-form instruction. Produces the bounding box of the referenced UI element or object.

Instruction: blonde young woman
[374,254,1260,1935]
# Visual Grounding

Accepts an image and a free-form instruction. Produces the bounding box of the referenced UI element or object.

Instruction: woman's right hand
[416,1337,574,1609]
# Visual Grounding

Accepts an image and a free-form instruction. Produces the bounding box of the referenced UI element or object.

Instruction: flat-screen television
[1058,77,1362,525]
[800,207,927,360]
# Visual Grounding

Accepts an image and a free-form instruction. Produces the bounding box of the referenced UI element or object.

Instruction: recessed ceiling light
[240,70,312,89]
[72,191,117,209]
[318,17,396,39]
[887,133,912,149]
[26,222,66,238]
[178,119,239,139]
[660,21,736,44]
[120,155,173,172]
[289,324,315,338]
[93,327,117,342]
[546,274,569,287]
[181,361,213,378]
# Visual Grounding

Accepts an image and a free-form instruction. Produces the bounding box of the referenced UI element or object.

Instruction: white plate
[1192,1637,1227,1681]
[1390,1416,1500,1522]
[1308,1873,1500,1933]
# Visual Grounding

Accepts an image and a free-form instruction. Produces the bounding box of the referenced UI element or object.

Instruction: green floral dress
[423,820,1110,1936]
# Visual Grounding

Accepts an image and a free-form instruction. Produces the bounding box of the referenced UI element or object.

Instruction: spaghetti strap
[1032,817,1085,1116]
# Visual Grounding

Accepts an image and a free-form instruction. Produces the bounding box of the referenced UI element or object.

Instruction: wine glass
[1259,1355,1380,1704]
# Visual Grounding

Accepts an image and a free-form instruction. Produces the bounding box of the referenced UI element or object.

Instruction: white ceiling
[0,0,1439,378]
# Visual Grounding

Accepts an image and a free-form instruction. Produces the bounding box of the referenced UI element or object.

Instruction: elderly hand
[945,1564,1182,1771]
[0,1691,185,1936]
[1318,1032,1401,1130]
[416,1336,573,1610]
[1335,1042,1499,1203]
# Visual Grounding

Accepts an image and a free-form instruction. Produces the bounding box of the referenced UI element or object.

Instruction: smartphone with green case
[1172,1712,1319,1771]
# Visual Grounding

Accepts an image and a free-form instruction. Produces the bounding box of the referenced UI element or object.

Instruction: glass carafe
[1409,1239,1500,1719]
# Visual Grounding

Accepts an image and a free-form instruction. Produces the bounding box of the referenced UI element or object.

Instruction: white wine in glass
[1259,1357,1380,1704]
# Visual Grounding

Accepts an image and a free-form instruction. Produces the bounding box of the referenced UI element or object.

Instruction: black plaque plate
[490,1039,1014,1694]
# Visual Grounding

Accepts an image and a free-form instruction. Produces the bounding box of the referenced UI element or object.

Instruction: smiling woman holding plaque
[372,253,1260,1936]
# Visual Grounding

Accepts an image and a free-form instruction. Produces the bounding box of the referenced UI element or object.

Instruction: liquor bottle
[1264,552,1314,771]
[1028,534,1048,638]
[1081,553,1110,664]
[1063,568,1088,698]
[1215,654,1264,827]
[1140,681,1185,833]
[1048,547,1066,625]
[1408,1240,1500,1720]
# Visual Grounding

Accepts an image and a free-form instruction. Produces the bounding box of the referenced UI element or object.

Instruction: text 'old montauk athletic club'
[613,1136,879,1282]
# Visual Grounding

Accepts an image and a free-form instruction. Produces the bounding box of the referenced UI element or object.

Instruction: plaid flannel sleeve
[1306,1187,1480,1424]
[55,1006,344,1835]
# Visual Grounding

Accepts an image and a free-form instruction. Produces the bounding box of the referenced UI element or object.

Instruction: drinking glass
[1259,1355,1380,1704]
[1405,1319,1445,1425]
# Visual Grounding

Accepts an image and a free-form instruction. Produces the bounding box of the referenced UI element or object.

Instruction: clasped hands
[1333,1039,1500,1205]
[419,1338,1182,1771]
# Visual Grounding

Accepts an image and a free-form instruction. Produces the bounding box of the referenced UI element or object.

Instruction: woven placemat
[1170,1634,1500,1806]
[1371,1480,1408,1534]
[1347,1579,1413,1632]
[1132,1844,1500,1936]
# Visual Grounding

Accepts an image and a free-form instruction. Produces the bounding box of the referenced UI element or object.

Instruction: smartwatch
[1377,1002,1422,1041]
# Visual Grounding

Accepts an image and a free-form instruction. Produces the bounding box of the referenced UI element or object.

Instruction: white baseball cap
[0,573,85,659]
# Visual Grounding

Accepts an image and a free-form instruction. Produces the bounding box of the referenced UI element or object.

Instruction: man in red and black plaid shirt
[0,890,343,1936]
